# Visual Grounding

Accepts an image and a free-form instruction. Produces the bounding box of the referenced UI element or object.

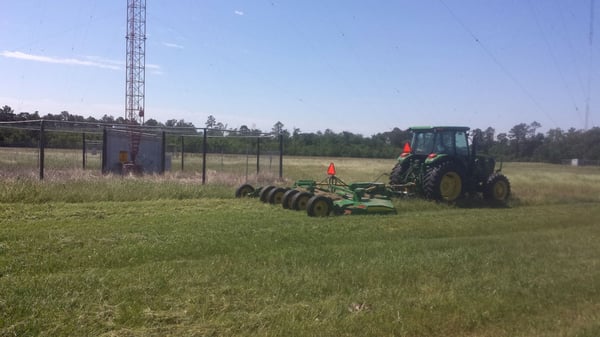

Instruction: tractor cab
[398,127,472,173]
[408,126,470,159]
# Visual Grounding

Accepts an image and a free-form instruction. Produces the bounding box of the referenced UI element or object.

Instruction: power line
[437,0,557,126]
[585,0,596,130]
[527,0,582,124]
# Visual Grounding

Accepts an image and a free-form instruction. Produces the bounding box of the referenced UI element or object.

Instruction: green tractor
[389,126,510,204]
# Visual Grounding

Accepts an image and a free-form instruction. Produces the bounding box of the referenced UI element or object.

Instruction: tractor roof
[409,126,470,132]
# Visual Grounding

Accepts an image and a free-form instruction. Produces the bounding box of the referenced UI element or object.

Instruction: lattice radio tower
[125,0,146,163]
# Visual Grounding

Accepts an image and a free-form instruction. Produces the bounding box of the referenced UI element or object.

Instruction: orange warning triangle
[327,162,336,175]
[403,142,412,153]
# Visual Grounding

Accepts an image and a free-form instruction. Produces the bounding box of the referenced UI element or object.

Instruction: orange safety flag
[327,162,336,175]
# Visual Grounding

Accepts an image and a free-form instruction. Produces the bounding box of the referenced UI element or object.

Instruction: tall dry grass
[2,146,600,206]
[503,162,600,205]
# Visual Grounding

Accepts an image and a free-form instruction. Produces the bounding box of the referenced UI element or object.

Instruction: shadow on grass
[453,195,515,209]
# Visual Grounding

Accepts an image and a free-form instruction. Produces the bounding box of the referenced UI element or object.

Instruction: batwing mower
[235,163,398,217]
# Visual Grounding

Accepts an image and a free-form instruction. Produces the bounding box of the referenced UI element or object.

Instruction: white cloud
[163,42,184,49]
[146,63,163,75]
[83,55,123,67]
[234,10,244,16]
[1,50,164,75]
[1,51,121,70]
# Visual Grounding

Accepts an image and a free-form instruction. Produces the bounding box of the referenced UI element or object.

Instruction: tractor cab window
[434,131,455,154]
[412,132,435,155]
[455,131,469,156]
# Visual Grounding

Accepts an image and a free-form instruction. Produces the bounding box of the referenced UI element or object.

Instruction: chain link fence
[0,120,282,182]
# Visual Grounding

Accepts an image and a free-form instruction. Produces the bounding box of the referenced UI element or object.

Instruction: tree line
[1,105,599,163]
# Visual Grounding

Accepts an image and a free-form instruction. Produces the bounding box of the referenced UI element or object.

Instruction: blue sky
[1,0,598,136]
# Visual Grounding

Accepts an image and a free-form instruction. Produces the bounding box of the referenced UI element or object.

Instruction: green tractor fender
[424,153,450,165]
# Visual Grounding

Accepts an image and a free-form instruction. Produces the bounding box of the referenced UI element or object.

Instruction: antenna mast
[125,0,146,163]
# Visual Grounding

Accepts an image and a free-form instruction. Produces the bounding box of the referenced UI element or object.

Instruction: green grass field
[1,156,600,336]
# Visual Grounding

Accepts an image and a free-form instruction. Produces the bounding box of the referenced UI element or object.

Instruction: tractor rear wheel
[291,192,312,211]
[483,173,511,204]
[389,162,408,185]
[282,189,299,209]
[235,184,255,198]
[307,195,333,217]
[423,162,464,202]
[259,185,276,203]
[268,187,287,204]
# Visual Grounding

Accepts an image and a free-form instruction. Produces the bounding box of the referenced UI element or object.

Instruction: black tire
[259,185,276,203]
[423,162,465,202]
[291,192,312,211]
[389,162,408,185]
[235,184,255,198]
[267,187,288,204]
[306,195,333,217]
[483,173,511,204]
[282,189,300,209]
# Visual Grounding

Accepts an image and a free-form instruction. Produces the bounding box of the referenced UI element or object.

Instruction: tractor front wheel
[483,173,511,204]
[423,162,464,202]
[307,195,333,217]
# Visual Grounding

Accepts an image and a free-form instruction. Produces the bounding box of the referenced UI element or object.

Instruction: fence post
[180,135,184,171]
[279,134,283,179]
[39,120,45,180]
[101,127,107,174]
[245,144,250,181]
[160,131,166,174]
[202,128,207,184]
[256,136,260,174]
[82,132,86,169]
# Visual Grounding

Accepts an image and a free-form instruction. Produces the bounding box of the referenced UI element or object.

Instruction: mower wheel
[291,192,312,211]
[282,189,300,209]
[423,162,465,202]
[306,195,333,217]
[268,187,288,204]
[259,185,276,203]
[483,173,511,204]
[235,184,255,198]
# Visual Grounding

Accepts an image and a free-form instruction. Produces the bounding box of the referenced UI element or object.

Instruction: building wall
[104,129,164,174]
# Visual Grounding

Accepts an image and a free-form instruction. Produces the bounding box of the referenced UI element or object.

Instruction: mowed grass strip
[1,197,599,337]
